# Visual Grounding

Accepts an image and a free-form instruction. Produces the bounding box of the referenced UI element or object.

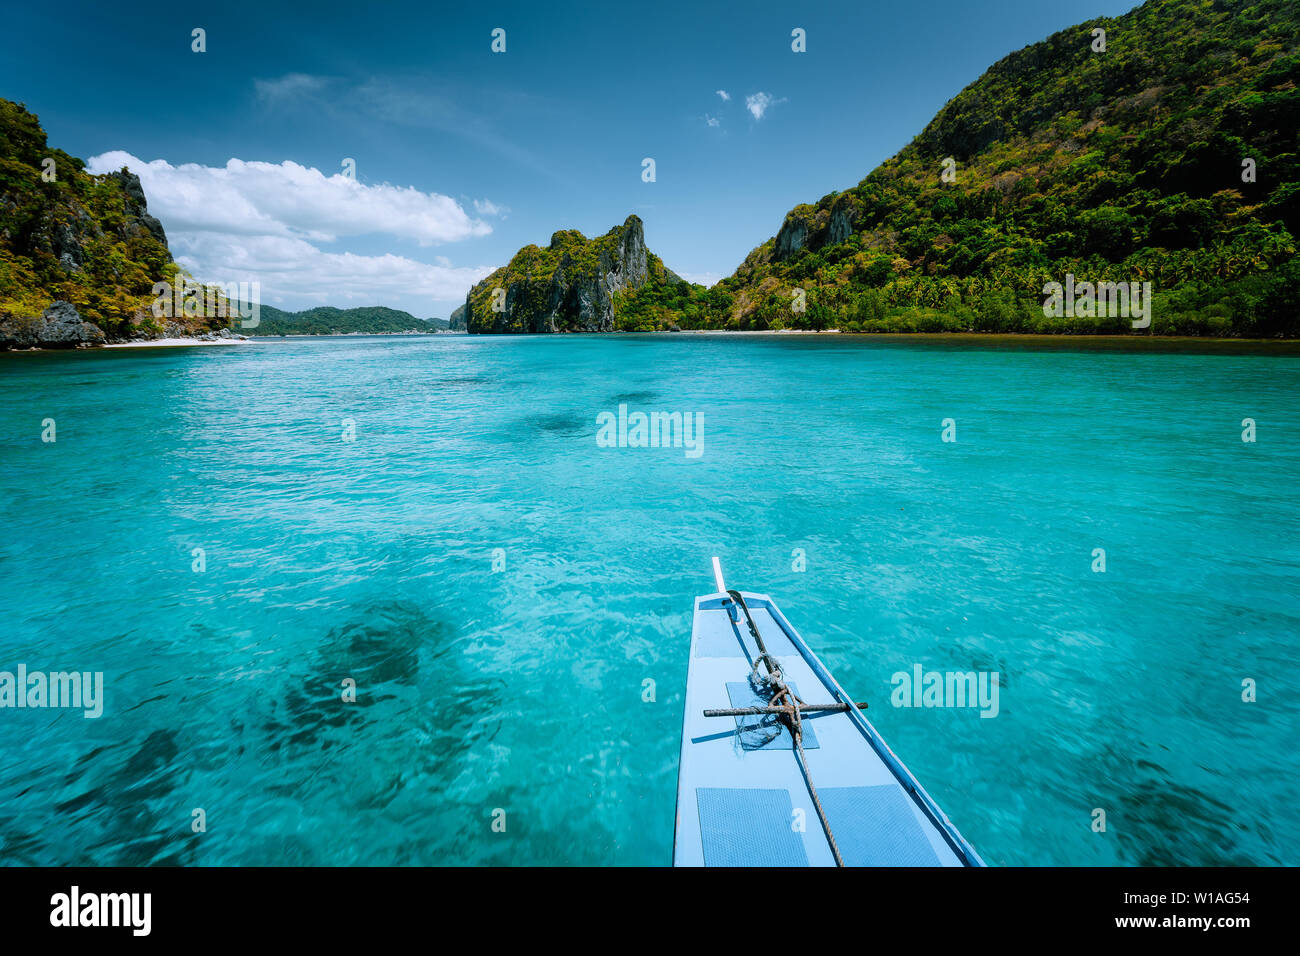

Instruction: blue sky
[1,0,1141,317]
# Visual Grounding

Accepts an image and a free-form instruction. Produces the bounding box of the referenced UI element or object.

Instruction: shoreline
[681,328,840,335]
[103,338,254,349]
[1,337,255,353]
[6,331,1299,356]
[662,330,1300,353]
[250,331,455,338]
[462,329,1300,353]
[827,332,1300,354]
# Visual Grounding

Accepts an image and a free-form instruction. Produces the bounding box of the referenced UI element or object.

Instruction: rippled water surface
[1,334,1297,865]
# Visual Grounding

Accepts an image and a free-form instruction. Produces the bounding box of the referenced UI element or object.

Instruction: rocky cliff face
[0,98,204,349]
[11,167,168,282]
[448,303,467,331]
[772,195,860,262]
[0,300,106,349]
[104,168,169,248]
[464,215,674,333]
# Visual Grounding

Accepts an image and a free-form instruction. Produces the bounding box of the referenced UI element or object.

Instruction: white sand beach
[105,338,254,349]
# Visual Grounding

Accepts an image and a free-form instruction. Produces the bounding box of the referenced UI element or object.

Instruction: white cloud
[705,115,720,128]
[254,73,327,103]
[716,90,730,102]
[87,151,489,245]
[745,92,786,120]
[678,271,722,288]
[472,198,508,217]
[85,151,495,313]
[169,233,492,308]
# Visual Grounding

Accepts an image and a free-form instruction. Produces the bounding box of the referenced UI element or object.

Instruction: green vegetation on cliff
[249,305,449,336]
[0,98,222,340]
[692,0,1299,336]
[464,214,697,332]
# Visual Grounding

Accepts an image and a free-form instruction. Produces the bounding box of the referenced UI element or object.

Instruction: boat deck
[673,590,983,867]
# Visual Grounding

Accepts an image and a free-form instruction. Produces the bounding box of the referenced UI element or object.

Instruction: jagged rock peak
[463,214,671,334]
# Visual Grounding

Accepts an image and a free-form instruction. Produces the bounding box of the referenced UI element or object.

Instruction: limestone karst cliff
[464,214,688,333]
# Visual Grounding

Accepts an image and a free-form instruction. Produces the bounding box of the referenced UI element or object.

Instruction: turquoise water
[1,334,1297,866]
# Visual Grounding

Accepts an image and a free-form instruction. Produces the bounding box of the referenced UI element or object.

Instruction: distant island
[249,305,454,336]
[463,215,689,333]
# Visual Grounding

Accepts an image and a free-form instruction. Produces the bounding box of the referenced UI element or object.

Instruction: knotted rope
[727,590,845,868]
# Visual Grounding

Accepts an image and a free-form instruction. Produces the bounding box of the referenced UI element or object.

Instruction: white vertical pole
[711,556,726,594]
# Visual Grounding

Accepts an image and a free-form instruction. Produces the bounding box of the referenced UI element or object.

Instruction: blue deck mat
[726,681,820,750]
[818,785,942,867]
[696,788,810,867]
[695,613,800,659]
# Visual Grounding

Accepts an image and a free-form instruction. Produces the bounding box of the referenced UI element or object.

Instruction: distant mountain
[249,305,449,336]
[703,0,1298,335]
[464,214,699,333]
[448,302,466,331]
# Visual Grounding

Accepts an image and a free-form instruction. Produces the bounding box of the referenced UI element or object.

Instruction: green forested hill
[249,305,449,335]
[0,98,213,340]
[686,0,1299,335]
